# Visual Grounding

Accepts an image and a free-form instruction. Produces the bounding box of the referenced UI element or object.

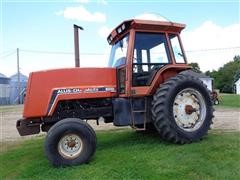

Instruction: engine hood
[23,68,117,118]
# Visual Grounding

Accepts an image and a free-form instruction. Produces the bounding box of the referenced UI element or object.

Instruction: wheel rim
[173,88,206,132]
[58,134,83,159]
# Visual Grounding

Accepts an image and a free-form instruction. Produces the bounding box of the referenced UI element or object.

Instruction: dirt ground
[0,105,239,142]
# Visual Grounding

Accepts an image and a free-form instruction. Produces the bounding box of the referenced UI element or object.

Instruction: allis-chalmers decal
[56,87,116,94]
[57,88,82,94]
[47,87,116,115]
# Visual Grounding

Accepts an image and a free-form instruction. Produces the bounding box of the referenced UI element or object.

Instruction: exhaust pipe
[74,24,84,67]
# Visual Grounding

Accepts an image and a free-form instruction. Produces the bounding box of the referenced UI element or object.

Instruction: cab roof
[107,19,186,45]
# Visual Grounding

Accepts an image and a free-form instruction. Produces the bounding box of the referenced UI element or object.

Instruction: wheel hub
[173,88,206,132]
[185,105,196,115]
[67,140,76,148]
[58,134,83,159]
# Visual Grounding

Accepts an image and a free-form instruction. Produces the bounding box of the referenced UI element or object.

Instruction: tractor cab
[107,19,189,96]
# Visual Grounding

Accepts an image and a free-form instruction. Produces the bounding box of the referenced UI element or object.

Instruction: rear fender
[148,65,191,94]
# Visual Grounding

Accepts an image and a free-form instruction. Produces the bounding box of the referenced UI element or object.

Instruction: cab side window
[169,34,185,63]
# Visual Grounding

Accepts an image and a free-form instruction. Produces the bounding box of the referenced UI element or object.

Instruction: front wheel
[152,72,214,144]
[45,118,96,167]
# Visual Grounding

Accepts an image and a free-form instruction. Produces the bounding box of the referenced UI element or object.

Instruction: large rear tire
[152,71,213,144]
[45,118,96,167]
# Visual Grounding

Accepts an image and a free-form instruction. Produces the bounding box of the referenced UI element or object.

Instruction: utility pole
[74,24,84,67]
[17,48,20,104]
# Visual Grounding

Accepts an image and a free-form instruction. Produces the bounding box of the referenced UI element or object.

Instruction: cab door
[131,32,172,96]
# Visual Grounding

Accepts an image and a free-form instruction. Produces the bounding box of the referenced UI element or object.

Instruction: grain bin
[9,73,28,104]
[0,73,10,105]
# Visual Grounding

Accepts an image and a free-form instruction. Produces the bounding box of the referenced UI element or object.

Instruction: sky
[0,0,240,76]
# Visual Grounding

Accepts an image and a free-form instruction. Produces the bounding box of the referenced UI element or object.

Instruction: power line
[21,49,106,55]
[23,46,240,55]
[0,49,15,56]
[186,46,240,53]
[0,51,16,59]
[20,49,74,55]
[2,46,239,57]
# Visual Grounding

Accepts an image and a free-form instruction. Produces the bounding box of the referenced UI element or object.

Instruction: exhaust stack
[74,24,84,67]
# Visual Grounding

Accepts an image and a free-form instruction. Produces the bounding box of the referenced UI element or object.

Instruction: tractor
[16,19,213,167]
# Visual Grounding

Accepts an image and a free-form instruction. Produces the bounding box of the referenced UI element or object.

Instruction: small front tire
[45,118,96,167]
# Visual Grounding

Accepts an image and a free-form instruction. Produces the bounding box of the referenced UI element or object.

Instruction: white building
[235,78,240,94]
[188,71,213,91]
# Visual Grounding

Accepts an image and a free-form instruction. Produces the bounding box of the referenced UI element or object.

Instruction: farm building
[0,73,11,105]
[235,78,240,94]
[9,73,28,104]
[188,71,213,91]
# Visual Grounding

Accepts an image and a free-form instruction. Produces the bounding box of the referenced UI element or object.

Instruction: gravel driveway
[0,105,239,142]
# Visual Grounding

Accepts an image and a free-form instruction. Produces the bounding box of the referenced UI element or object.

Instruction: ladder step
[133,127,146,131]
[131,97,148,130]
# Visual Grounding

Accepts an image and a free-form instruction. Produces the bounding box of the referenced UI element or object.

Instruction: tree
[205,55,240,93]
[234,55,240,61]
[188,62,201,73]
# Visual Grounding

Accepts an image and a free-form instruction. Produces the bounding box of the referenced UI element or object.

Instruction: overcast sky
[0,0,239,76]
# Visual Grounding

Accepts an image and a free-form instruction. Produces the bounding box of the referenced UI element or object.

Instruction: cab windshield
[108,34,129,67]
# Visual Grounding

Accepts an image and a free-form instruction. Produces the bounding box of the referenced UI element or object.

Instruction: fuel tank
[23,68,117,118]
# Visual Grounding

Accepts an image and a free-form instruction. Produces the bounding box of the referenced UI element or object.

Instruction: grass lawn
[0,130,240,179]
[218,93,240,108]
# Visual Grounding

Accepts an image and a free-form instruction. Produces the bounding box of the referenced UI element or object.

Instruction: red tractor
[16,19,213,167]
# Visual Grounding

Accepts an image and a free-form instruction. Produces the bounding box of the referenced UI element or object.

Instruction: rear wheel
[45,118,96,167]
[152,72,213,144]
